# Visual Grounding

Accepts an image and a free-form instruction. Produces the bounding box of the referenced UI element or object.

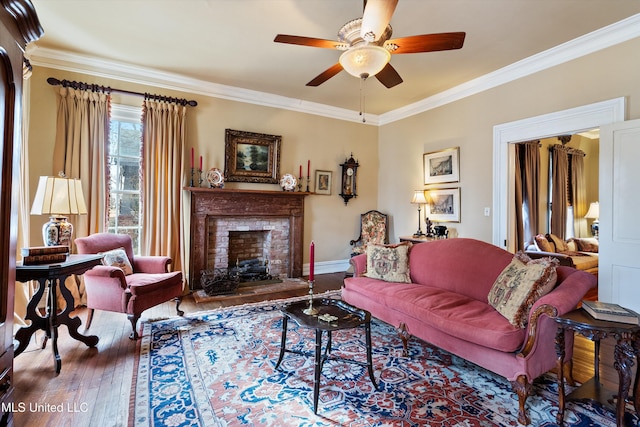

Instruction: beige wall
[26,67,378,272]
[379,37,640,244]
[26,35,640,271]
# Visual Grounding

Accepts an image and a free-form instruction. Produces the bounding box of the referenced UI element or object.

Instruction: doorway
[492,97,625,251]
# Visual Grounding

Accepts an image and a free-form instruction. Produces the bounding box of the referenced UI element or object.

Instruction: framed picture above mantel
[224,129,281,184]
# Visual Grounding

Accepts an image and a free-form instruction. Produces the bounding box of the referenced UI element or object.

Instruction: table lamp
[30,174,87,247]
[411,190,427,237]
[584,201,599,239]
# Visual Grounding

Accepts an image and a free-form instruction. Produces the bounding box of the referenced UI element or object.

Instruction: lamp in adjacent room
[30,174,87,247]
[584,201,599,239]
[411,190,427,237]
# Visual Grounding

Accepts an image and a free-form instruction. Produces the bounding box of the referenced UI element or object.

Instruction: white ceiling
[28,1,640,120]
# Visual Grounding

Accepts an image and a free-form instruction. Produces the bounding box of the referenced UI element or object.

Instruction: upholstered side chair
[350,210,389,257]
[75,233,184,339]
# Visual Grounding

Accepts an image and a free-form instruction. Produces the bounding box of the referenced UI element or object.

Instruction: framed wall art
[425,187,461,222]
[224,129,281,183]
[314,170,332,195]
[423,147,460,185]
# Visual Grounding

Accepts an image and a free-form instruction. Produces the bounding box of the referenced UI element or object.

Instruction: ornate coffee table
[275,297,379,413]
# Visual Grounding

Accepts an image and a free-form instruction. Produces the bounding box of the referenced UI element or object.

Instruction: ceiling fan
[274,0,465,88]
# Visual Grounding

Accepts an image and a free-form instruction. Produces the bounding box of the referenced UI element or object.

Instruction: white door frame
[492,97,625,250]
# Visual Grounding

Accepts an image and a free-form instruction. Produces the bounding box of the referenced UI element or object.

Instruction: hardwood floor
[11,273,619,426]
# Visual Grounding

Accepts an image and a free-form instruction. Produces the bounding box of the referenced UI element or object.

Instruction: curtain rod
[47,77,198,107]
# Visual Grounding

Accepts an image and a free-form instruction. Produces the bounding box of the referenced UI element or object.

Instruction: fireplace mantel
[186,187,310,289]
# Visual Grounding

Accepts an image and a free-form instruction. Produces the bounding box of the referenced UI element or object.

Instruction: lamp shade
[411,190,427,205]
[339,45,391,79]
[31,176,87,215]
[584,202,599,219]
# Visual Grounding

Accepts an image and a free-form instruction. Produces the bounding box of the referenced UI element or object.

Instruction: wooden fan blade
[361,0,398,41]
[306,63,344,87]
[375,63,403,88]
[274,34,341,49]
[386,32,466,54]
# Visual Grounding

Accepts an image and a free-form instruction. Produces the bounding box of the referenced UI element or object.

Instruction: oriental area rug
[131,293,621,427]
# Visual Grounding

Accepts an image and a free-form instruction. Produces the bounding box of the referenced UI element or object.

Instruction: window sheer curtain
[15,62,34,330]
[141,99,186,274]
[52,86,110,306]
[514,141,540,251]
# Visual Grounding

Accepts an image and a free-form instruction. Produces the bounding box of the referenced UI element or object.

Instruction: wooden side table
[399,235,437,244]
[555,309,640,426]
[14,254,103,374]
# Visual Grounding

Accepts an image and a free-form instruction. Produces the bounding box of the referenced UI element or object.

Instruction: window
[108,104,143,254]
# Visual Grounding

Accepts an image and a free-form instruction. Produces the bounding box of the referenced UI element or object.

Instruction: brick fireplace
[187,188,308,289]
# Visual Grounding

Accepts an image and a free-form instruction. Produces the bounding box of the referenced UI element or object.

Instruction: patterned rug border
[129,289,341,426]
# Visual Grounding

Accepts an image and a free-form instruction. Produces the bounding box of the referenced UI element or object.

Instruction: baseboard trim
[303,259,350,276]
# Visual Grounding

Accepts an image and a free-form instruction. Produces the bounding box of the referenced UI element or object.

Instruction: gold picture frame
[224,129,281,183]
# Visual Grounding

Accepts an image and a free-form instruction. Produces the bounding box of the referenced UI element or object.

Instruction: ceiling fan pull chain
[360,76,367,123]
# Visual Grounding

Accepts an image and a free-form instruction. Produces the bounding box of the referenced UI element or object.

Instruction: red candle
[191,147,194,168]
[199,156,203,170]
[299,165,302,178]
[307,160,310,178]
[309,241,315,281]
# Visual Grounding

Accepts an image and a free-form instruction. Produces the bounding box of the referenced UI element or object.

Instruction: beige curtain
[570,151,588,237]
[550,145,569,238]
[141,99,186,274]
[14,62,34,330]
[514,141,540,251]
[52,86,110,306]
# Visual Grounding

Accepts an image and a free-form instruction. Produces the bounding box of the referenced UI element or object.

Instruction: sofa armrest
[350,253,367,276]
[133,255,171,274]
[525,250,575,268]
[518,268,597,356]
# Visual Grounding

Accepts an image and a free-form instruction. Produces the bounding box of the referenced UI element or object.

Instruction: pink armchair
[75,233,184,339]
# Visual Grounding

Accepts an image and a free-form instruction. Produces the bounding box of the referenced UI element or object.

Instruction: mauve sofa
[342,238,597,425]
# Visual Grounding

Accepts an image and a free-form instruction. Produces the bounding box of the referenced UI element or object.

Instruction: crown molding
[27,44,379,126]
[378,13,640,125]
[27,13,640,127]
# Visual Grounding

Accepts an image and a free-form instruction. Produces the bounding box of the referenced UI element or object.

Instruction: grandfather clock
[0,2,42,425]
[339,153,359,205]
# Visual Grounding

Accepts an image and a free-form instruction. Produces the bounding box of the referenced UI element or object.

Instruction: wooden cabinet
[0,2,42,424]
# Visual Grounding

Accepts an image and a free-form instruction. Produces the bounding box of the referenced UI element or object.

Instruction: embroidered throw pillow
[100,247,133,275]
[364,242,411,283]
[573,237,599,253]
[534,234,554,252]
[548,234,569,253]
[488,256,557,328]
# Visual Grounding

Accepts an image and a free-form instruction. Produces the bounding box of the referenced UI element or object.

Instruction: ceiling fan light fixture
[339,45,390,79]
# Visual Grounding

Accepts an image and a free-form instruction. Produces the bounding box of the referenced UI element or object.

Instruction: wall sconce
[30,174,87,247]
[584,201,599,239]
[411,190,427,237]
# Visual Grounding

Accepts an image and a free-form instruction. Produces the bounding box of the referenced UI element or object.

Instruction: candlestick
[309,241,314,281]
[302,279,317,315]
